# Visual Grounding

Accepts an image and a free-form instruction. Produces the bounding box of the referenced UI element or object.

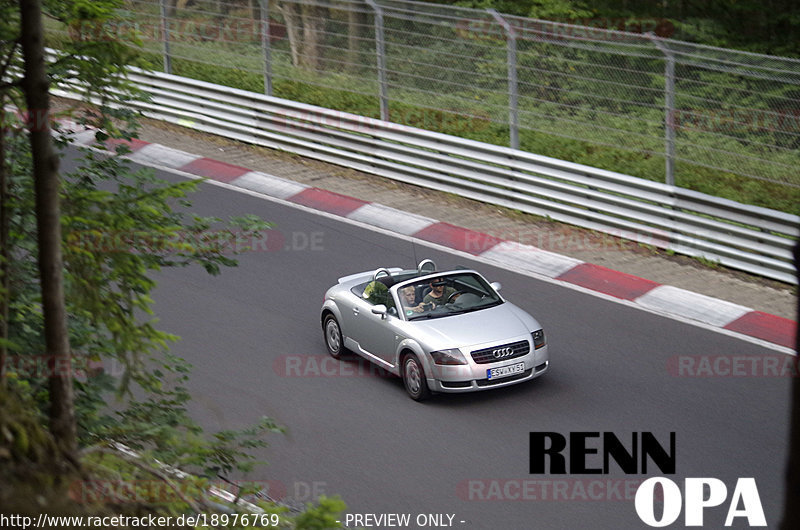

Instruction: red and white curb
[69,130,798,351]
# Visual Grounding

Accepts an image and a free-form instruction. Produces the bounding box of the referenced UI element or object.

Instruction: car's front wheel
[402,354,431,401]
[323,314,345,360]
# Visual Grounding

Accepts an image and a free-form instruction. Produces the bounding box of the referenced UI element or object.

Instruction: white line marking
[636,285,752,327]
[347,203,437,235]
[480,241,584,279]
[93,144,796,355]
[128,143,202,169]
[230,171,310,199]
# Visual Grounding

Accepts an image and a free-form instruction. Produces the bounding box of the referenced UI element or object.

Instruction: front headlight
[430,348,468,365]
[532,329,546,349]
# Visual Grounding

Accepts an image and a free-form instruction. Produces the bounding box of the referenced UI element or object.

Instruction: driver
[423,277,459,308]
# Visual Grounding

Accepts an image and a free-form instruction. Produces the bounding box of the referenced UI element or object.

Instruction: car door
[339,283,374,351]
[356,287,402,368]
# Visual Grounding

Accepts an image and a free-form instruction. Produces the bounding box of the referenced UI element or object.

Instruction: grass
[43,5,800,216]
[158,54,800,216]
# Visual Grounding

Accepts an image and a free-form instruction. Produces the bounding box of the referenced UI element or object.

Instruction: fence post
[159,0,172,74]
[489,9,519,150]
[260,0,273,96]
[366,0,389,121]
[649,34,676,186]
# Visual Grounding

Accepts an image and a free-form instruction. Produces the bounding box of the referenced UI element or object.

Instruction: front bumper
[426,345,549,393]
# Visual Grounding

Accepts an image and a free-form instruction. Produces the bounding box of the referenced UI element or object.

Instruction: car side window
[349,279,402,315]
[385,290,397,315]
[361,280,390,307]
[351,282,369,299]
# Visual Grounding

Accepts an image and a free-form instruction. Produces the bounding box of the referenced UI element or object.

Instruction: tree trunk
[0,93,8,387]
[346,4,365,73]
[300,4,324,70]
[279,1,302,67]
[168,0,192,19]
[18,0,77,457]
[278,1,327,70]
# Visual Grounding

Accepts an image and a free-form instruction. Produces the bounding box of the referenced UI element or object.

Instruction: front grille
[440,380,471,389]
[470,340,530,364]
[476,369,533,387]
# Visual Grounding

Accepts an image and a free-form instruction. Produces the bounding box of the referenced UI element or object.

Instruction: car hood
[404,302,539,350]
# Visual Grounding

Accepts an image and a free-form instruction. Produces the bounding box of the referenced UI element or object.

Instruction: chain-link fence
[50,0,800,210]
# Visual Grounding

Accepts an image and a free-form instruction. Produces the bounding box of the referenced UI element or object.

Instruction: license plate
[487,362,525,380]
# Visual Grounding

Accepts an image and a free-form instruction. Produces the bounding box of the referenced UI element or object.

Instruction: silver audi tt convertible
[320,259,549,400]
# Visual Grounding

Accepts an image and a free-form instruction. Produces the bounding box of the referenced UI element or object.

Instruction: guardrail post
[649,34,676,186]
[366,0,389,121]
[259,0,273,96]
[159,0,172,74]
[489,10,519,150]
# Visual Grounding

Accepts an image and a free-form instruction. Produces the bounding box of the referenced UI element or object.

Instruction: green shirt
[423,286,456,307]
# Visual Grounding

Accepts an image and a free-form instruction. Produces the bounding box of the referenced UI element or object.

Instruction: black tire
[323,314,345,360]
[402,353,431,401]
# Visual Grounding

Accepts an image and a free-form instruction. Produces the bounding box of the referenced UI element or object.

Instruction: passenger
[400,285,425,314]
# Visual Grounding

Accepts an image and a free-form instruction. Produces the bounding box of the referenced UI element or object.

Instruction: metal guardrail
[52,67,799,284]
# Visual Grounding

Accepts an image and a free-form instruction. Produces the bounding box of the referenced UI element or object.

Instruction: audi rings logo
[493,347,514,359]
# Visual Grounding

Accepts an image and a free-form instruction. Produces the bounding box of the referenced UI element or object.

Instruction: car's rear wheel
[323,314,345,360]
[402,354,431,401]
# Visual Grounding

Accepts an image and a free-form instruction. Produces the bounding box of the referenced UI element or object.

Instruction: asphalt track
[68,151,792,529]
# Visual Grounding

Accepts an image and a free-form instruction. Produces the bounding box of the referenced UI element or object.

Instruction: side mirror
[490,281,502,292]
[371,304,388,318]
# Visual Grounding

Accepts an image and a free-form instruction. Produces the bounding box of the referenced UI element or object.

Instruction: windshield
[396,272,503,320]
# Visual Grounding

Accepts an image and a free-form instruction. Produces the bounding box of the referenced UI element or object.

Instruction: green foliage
[38,1,800,215]
[210,59,800,212]
[0,384,55,467]
[449,0,592,19]
[525,0,593,20]
[6,127,286,476]
[2,1,346,524]
[0,386,344,528]
[438,0,800,56]
[0,385,81,519]
[173,59,264,94]
[293,496,348,530]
